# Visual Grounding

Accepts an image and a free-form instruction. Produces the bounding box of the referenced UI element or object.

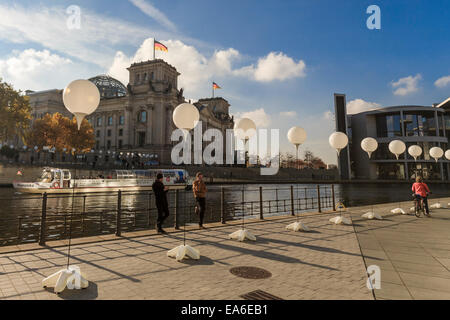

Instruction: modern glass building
[334,94,450,181]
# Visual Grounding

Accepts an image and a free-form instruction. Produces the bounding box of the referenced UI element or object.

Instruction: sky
[0,0,449,164]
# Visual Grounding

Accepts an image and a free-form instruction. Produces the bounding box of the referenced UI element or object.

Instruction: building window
[138,132,146,147]
[151,72,154,80]
[135,74,140,84]
[96,130,100,138]
[376,114,401,137]
[119,115,125,125]
[144,73,148,81]
[119,129,123,136]
[118,140,123,149]
[108,116,113,126]
[96,117,102,127]
[107,129,111,137]
[138,110,147,123]
[95,141,99,149]
[107,140,111,149]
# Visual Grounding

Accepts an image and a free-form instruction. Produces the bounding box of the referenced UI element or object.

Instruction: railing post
[174,190,180,229]
[116,190,122,236]
[317,185,322,213]
[221,187,226,224]
[39,192,47,246]
[259,186,263,220]
[17,217,22,242]
[290,186,294,216]
[332,184,336,211]
[148,192,152,227]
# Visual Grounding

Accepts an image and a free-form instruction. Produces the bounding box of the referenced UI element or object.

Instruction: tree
[303,150,326,169]
[0,78,31,143]
[25,113,94,153]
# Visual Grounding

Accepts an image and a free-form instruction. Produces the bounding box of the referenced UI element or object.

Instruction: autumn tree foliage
[25,113,94,153]
[0,78,31,142]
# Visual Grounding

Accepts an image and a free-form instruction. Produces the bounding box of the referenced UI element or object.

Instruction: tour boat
[13,167,193,194]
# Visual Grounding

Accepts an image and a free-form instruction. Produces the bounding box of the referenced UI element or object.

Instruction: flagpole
[212,82,214,98]
[153,38,156,60]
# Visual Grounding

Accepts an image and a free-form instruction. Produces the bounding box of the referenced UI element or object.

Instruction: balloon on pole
[329,132,348,155]
[388,140,406,160]
[360,137,378,159]
[445,149,450,161]
[408,145,422,161]
[287,126,307,169]
[429,147,444,162]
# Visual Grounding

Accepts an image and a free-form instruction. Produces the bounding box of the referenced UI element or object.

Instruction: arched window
[143,73,148,81]
[138,110,147,123]
[135,74,140,84]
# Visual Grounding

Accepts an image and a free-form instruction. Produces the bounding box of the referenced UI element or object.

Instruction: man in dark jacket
[152,173,169,234]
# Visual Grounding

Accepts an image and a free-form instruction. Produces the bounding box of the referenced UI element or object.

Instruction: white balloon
[329,132,348,154]
[360,137,378,158]
[429,146,444,162]
[287,127,307,146]
[172,103,200,131]
[408,145,422,161]
[388,140,406,160]
[445,149,450,161]
[63,79,100,130]
[234,118,257,140]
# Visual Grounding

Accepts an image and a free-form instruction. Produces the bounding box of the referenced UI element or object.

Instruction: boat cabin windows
[115,170,136,179]
[39,169,53,183]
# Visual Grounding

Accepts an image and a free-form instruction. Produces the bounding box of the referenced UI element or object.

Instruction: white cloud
[434,75,450,88]
[280,111,297,117]
[234,52,306,82]
[108,38,307,98]
[0,3,175,68]
[347,99,382,114]
[391,74,422,96]
[234,108,271,128]
[129,0,177,32]
[323,110,333,120]
[0,49,90,91]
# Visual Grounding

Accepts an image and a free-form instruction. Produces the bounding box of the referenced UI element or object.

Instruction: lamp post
[42,79,100,293]
[167,102,201,262]
[229,118,257,242]
[287,126,307,169]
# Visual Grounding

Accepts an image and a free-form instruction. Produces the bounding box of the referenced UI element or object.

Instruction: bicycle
[413,193,431,218]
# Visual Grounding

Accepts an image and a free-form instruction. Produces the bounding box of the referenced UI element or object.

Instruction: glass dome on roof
[88,75,127,99]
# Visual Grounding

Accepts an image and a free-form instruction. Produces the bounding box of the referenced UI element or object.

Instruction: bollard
[174,190,180,229]
[317,185,321,213]
[116,190,122,236]
[332,184,336,211]
[39,192,47,246]
[82,195,86,214]
[259,186,263,220]
[290,186,294,216]
[221,187,226,224]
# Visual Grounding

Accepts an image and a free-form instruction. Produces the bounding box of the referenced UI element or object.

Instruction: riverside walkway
[0,197,449,300]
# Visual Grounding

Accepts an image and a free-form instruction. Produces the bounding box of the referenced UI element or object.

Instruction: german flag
[154,40,168,52]
[213,82,221,89]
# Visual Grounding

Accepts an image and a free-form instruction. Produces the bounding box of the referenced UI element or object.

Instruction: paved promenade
[0,211,371,300]
[0,197,449,300]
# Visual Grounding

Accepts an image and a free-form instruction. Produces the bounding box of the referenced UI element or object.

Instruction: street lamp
[388,140,406,160]
[429,147,444,162]
[167,102,201,262]
[42,79,100,293]
[361,137,378,159]
[287,126,307,169]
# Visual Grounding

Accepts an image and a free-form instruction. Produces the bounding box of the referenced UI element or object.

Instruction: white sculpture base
[42,265,88,294]
[430,203,442,209]
[409,206,415,213]
[286,221,310,232]
[167,245,200,262]
[229,229,256,241]
[329,216,352,225]
[391,208,406,215]
[361,212,383,220]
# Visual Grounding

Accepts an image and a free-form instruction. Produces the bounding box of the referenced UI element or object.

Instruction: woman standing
[193,172,207,229]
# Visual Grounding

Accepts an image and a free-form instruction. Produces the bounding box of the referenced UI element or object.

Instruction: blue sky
[0,0,449,164]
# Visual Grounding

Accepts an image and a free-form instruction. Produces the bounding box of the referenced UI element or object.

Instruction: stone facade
[27,59,234,164]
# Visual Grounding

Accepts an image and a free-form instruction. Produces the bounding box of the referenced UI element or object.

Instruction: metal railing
[0,184,336,247]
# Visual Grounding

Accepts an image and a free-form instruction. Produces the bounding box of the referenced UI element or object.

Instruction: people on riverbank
[152,173,169,233]
[193,172,207,229]
[412,176,431,216]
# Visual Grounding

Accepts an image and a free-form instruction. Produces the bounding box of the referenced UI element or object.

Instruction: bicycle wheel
[415,203,421,218]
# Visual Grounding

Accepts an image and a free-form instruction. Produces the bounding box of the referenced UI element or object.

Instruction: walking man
[152,173,169,233]
[193,172,207,229]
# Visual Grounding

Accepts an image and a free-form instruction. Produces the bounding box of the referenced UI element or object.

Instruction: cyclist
[412,176,431,216]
